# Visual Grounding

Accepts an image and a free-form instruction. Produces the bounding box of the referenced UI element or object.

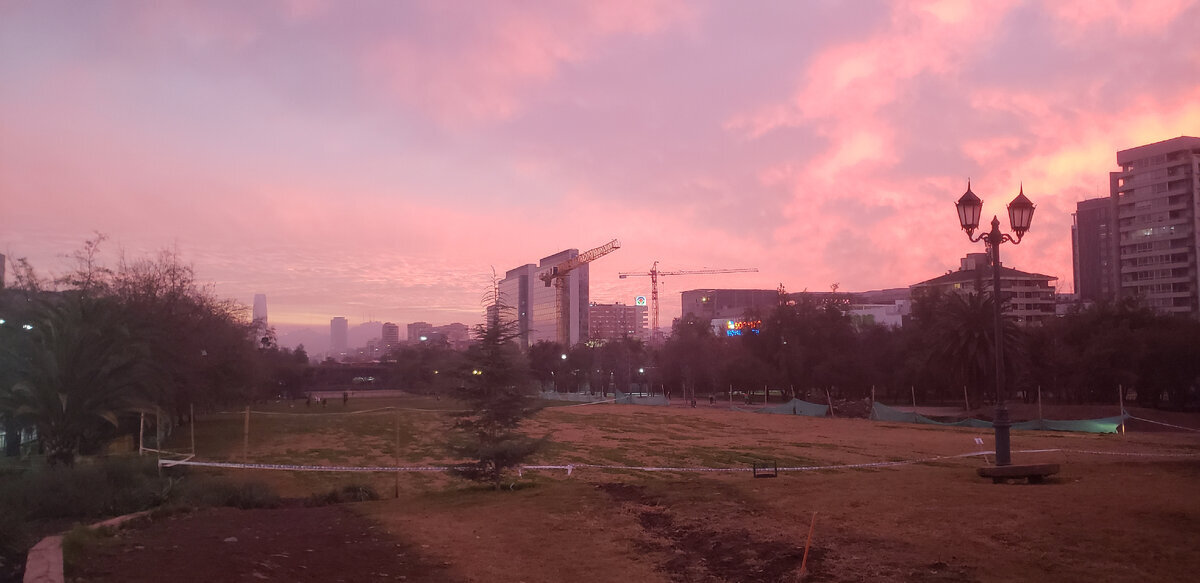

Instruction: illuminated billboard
[723,319,761,336]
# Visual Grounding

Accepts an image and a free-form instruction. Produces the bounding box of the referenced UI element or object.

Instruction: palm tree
[0,295,157,466]
[928,292,1022,405]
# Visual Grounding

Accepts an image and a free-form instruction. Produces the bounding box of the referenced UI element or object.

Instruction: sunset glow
[3,0,1198,335]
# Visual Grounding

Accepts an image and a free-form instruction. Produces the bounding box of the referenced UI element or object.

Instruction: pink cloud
[360,0,692,125]
[1048,0,1196,38]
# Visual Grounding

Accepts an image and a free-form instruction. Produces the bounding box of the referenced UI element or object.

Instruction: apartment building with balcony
[910,253,1057,325]
[1108,136,1200,316]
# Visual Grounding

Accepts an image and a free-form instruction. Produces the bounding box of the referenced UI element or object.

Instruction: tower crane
[539,239,621,346]
[618,262,758,342]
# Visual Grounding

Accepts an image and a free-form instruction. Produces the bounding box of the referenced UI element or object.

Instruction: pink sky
[3,0,1200,335]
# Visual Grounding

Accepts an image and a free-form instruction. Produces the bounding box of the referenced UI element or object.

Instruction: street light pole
[955,182,1035,467]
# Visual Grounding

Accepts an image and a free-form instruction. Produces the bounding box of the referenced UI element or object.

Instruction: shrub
[0,511,29,581]
[305,483,380,506]
[0,456,167,520]
[173,478,281,509]
[61,523,114,575]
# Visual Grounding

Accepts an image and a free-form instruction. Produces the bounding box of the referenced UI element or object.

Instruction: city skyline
[4,1,1199,330]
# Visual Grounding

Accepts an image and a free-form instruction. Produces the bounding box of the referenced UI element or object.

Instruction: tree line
[384,287,1200,411]
[6,236,1199,467]
[1,237,306,465]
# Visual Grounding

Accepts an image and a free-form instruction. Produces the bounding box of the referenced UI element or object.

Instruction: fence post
[243,406,250,461]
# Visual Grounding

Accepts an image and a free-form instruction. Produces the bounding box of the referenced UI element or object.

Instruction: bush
[0,510,29,581]
[61,523,113,575]
[0,456,167,583]
[305,483,380,506]
[0,456,167,520]
[173,478,281,509]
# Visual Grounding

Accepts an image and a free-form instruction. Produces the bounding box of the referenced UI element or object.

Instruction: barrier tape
[160,451,993,474]
[1055,448,1200,458]
[158,445,1200,475]
[214,406,471,416]
[159,459,459,472]
[140,448,194,460]
[552,399,619,408]
[1127,415,1200,433]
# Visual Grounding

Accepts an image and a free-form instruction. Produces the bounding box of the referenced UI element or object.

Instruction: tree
[109,249,261,417]
[661,313,721,401]
[528,341,567,391]
[447,277,544,488]
[0,295,157,466]
[926,292,1023,406]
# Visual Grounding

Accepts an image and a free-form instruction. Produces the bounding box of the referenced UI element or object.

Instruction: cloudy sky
[3,0,1199,335]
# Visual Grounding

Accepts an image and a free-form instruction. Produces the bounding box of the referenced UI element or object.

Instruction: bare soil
[69,397,1200,583]
[72,504,457,583]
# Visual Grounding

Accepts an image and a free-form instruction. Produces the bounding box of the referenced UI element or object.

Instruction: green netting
[1011,416,1128,433]
[870,402,1128,434]
[614,390,669,406]
[755,398,830,417]
[539,391,607,403]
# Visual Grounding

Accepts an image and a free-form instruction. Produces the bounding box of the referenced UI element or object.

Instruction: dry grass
[165,396,1200,582]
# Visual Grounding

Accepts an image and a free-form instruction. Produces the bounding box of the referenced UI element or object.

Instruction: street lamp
[955,181,1035,467]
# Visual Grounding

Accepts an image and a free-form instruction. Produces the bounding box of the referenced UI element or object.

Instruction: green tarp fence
[754,398,830,417]
[538,391,608,403]
[539,390,668,406]
[615,391,669,406]
[870,402,1128,434]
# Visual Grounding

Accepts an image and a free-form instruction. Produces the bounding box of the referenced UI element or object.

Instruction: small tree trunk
[3,418,21,457]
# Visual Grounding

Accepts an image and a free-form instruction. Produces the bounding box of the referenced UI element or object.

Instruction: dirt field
[75,397,1200,582]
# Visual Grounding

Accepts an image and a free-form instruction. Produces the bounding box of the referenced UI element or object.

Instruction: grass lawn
[140,396,1200,582]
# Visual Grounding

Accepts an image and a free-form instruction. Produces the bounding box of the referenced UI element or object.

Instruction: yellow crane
[619,262,758,342]
[539,239,621,346]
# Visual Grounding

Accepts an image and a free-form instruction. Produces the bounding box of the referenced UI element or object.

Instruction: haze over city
[4,0,1199,337]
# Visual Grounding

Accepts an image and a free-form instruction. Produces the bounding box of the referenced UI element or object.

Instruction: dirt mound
[596,482,811,582]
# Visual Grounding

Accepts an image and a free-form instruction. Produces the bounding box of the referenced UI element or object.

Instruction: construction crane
[539,239,621,346]
[619,262,758,342]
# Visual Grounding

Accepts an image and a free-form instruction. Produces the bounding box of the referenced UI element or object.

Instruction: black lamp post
[955,181,1035,467]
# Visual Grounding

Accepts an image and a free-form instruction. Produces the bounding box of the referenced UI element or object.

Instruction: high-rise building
[498,249,590,349]
[681,289,780,322]
[1108,136,1200,316]
[381,322,400,349]
[910,253,1057,325]
[0,253,6,289]
[252,294,268,327]
[678,288,910,332]
[1073,197,1116,303]
[407,321,434,342]
[330,317,348,353]
[587,302,648,342]
[406,321,471,350]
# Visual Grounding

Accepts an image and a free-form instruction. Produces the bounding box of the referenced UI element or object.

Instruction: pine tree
[447,274,544,488]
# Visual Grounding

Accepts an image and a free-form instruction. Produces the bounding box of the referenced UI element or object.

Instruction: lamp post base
[978,463,1060,484]
[993,404,1012,466]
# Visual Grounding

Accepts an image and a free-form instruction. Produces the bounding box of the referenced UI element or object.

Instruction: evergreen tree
[447,275,544,488]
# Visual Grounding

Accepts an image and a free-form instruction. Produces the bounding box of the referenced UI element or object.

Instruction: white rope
[213,406,470,416]
[1127,415,1200,433]
[158,446,1200,474]
[552,399,619,408]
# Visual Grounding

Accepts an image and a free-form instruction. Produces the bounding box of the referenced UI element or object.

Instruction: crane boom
[618,262,758,342]
[619,267,758,278]
[538,239,621,346]
[541,239,621,285]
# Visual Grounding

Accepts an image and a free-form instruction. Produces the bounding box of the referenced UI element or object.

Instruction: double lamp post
[954,182,1035,467]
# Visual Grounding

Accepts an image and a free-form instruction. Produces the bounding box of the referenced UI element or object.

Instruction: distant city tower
[252,294,268,327]
[331,317,349,353]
